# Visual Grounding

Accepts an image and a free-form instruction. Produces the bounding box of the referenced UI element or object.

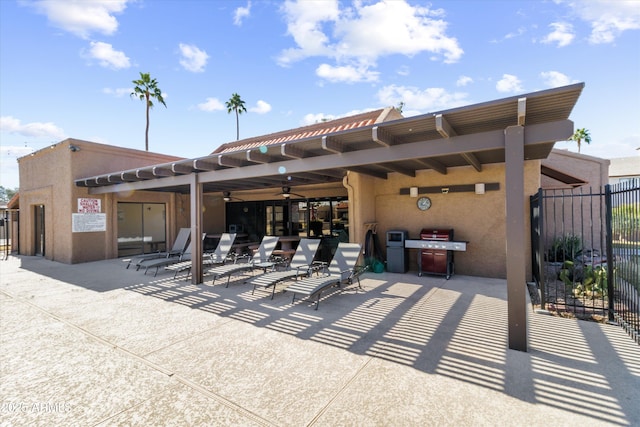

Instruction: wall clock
[417,196,432,211]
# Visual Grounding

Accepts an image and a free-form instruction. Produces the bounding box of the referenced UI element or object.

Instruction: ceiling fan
[222,191,244,202]
[274,186,305,199]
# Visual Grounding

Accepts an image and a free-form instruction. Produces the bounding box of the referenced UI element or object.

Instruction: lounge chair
[206,236,279,287]
[165,233,236,279]
[284,242,365,310]
[246,238,321,299]
[126,227,191,270]
[139,240,196,277]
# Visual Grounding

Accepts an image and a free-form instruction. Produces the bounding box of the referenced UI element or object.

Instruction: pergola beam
[281,143,307,159]
[417,158,448,175]
[372,126,396,146]
[435,114,457,138]
[86,120,573,195]
[461,152,482,172]
[322,135,344,154]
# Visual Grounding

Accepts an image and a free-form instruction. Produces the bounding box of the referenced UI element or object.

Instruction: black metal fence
[530,181,639,344]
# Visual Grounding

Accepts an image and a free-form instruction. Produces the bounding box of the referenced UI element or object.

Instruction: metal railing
[531,181,639,344]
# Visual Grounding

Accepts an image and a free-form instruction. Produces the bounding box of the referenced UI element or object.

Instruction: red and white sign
[78,198,101,213]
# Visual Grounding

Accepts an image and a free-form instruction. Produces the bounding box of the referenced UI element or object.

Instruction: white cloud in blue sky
[196,98,225,112]
[84,41,131,69]
[178,43,209,73]
[496,74,524,93]
[234,2,252,26]
[2,0,639,189]
[25,0,129,39]
[542,22,575,47]
[249,100,272,115]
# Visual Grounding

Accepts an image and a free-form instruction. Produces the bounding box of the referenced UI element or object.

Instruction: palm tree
[568,128,591,153]
[226,93,247,140]
[131,72,166,151]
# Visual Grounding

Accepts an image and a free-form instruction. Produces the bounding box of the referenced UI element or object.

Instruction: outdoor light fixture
[475,183,485,195]
[409,187,418,197]
[68,145,80,152]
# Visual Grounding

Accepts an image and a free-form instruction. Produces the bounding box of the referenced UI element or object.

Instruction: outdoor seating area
[1,255,638,426]
[122,235,369,310]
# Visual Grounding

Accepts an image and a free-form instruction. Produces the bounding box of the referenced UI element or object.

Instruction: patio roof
[75,83,584,196]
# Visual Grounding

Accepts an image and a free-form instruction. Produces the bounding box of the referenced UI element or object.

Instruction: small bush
[547,234,582,263]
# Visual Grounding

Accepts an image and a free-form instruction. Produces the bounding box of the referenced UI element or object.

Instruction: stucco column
[505,125,527,352]
[190,173,203,284]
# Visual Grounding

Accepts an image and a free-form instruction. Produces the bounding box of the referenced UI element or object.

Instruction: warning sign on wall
[72,213,106,232]
[78,198,101,213]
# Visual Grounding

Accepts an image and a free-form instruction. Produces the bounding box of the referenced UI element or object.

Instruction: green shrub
[547,234,582,263]
[558,260,609,298]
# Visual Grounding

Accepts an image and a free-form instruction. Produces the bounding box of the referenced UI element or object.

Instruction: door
[117,202,166,257]
[266,202,289,236]
[34,204,45,256]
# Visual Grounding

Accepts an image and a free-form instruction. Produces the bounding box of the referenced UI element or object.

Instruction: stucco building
[15,83,587,280]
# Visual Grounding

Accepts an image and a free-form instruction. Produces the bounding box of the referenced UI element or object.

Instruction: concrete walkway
[1,255,638,426]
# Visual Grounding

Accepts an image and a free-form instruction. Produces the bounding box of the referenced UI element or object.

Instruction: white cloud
[234,2,251,26]
[196,98,224,112]
[542,22,575,47]
[565,0,640,44]
[278,0,463,80]
[102,87,131,97]
[539,71,579,87]
[376,85,470,112]
[496,74,523,93]
[316,63,379,83]
[301,108,378,125]
[302,112,335,125]
[456,76,473,87]
[0,116,66,140]
[178,43,209,73]
[85,41,130,69]
[249,100,272,114]
[25,0,129,39]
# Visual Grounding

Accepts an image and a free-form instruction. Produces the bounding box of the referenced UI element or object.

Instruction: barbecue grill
[403,229,468,279]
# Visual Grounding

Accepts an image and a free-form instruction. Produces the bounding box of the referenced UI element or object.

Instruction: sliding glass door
[117,202,166,257]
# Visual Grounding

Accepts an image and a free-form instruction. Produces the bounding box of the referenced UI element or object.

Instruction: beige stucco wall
[542,149,610,190]
[539,149,611,253]
[347,161,541,279]
[17,139,188,263]
[17,137,543,278]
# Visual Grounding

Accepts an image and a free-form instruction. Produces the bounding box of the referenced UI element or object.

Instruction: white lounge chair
[284,242,365,310]
[126,227,191,270]
[165,233,236,279]
[206,236,279,287]
[246,238,321,299]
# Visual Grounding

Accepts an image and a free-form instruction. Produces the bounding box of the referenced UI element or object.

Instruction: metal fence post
[604,184,615,322]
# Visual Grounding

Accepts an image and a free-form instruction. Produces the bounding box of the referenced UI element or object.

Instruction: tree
[0,186,17,203]
[568,128,591,153]
[131,72,167,151]
[226,93,247,140]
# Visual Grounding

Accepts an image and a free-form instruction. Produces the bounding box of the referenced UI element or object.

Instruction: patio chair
[126,227,191,270]
[139,240,196,277]
[206,236,279,287]
[284,242,365,310]
[246,238,321,299]
[165,233,236,279]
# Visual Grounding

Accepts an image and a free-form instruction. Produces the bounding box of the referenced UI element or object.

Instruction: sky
[1,0,639,190]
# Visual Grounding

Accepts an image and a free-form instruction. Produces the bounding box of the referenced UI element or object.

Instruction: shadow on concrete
[10,255,640,425]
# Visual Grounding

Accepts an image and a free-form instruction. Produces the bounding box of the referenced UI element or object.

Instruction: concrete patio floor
[1,255,638,426]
